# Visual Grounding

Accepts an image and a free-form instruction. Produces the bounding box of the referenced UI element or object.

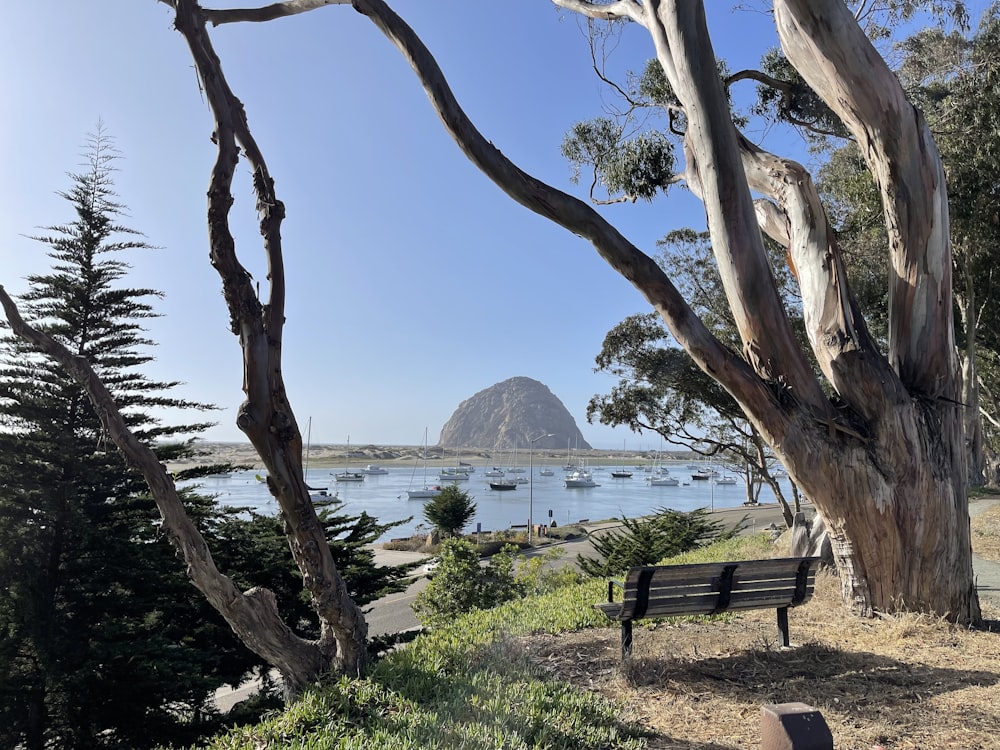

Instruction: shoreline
[168,441,703,473]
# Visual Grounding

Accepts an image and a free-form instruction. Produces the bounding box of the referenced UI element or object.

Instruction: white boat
[649,474,679,486]
[407,486,442,499]
[538,467,554,477]
[645,444,674,485]
[484,467,505,478]
[406,428,441,500]
[334,470,365,482]
[565,470,599,488]
[714,475,737,485]
[439,468,470,482]
[359,464,389,475]
[310,488,339,501]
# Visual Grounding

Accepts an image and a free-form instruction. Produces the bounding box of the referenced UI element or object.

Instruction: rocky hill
[438,376,591,452]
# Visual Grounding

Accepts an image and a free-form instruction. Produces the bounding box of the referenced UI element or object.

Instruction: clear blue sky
[0,2,977,450]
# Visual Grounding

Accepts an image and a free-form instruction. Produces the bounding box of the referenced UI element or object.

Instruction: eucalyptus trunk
[350,0,980,621]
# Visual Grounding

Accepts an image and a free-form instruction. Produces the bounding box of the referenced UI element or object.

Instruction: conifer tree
[0,124,222,749]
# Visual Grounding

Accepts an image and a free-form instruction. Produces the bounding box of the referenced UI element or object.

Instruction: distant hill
[438,376,591,452]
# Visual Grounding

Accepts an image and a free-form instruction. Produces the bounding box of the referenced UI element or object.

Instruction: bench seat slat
[622,558,816,587]
[606,588,812,620]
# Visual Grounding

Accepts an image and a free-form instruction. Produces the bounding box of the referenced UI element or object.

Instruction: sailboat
[334,436,365,482]
[646,438,678,486]
[610,439,633,478]
[407,428,441,500]
[303,417,336,498]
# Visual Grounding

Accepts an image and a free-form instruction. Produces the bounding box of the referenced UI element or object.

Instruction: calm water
[182,462,792,543]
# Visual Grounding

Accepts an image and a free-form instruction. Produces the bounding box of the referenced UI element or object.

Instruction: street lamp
[528,432,554,544]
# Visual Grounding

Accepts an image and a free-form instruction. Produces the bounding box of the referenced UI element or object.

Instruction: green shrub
[516,546,583,595]
[412,539,523,628]
[577,507,745,577]
[423,484,477,538]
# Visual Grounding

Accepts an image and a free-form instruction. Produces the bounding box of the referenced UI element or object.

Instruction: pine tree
[0,124,222,749]
[0,125,421,748]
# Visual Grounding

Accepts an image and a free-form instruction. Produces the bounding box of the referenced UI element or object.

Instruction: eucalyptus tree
[771,6,1000,486]
[2,3,984,710]
[587,229,804,526]
[340,0,982,622]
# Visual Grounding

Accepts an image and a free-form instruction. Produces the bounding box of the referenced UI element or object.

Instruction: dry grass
[972,503,1000,561]
[524,572,1000,749]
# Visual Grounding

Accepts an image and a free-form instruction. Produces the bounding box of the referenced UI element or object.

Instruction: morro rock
[438,376,591,452]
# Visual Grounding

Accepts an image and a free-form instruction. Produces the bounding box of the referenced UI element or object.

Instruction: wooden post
[761,703,833,749]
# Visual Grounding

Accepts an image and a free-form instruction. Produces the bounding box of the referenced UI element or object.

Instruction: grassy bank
[189,508,1000,749]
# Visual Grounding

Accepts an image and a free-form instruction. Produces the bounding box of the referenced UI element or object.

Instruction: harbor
[182,457,794,543]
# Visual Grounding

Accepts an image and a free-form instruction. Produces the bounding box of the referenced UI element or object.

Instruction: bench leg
[621,620,633,659]
[776,606,790,647]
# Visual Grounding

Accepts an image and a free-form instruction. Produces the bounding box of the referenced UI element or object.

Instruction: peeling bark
[352,0,978,621]
[169,0,368,684]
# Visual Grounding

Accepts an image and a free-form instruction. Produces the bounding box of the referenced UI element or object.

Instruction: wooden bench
[595,556,821,658]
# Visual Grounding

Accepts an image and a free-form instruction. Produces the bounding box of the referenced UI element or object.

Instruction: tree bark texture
[353,0,979,621]
[169,0,369,686]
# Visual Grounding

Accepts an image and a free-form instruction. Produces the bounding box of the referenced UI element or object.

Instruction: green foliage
[207,496,414,640]
[422,484,476,538]
[0,125,230,749]
[200,533,780,749]
[515,546,583,596]
[412,539,523,629]
[0,126,417,748]
[577,508,744,578]
[561,117,675,202]
[202,577,644,750]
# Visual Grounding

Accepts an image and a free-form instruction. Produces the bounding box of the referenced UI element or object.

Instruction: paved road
[970,495,1000,608]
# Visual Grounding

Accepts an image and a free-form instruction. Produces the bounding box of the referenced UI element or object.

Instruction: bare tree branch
[551,0,646,24]
[351,0,790,433]
[200,0,349,26]
[0,284,323,686]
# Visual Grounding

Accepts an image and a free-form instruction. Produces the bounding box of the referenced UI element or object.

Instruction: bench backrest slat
[627,572,819,604]
[597,557,821,658]
[606,557,819,621]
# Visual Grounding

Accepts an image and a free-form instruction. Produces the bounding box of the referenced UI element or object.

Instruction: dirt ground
[521,502,1000,750]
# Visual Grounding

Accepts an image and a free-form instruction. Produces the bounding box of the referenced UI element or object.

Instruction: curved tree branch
[551,0,645,25]
[201,0,348,26]
[727,68,847,138]
[350,0,794,439]
[0,284,323,686]
[169,0,368,683]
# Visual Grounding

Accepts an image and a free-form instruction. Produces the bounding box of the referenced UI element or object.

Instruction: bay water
[182,462,792,543]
